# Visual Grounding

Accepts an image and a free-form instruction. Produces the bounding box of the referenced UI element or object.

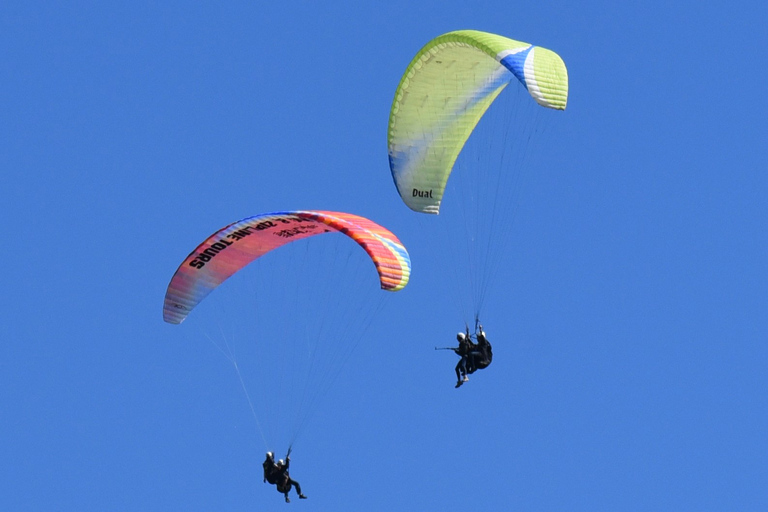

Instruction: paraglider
[163,210,411,498]
[389,30,568,365]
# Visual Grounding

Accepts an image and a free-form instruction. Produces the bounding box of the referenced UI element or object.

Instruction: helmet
[456,332,466,341]
[266,451,274,459]
[278,459,285,466]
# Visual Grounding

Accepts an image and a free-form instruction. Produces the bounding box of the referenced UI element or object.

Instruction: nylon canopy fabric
[163,211,411,324]
[388,30,569,214]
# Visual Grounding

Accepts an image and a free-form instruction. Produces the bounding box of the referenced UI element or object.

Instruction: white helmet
[457,332,466,340]
[278,459,285,466]
[266,451,274,459]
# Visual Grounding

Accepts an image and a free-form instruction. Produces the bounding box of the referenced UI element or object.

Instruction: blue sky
[2,1,767,510]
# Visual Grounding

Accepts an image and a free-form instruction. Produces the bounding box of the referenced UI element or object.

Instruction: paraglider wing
[163,211,411,324]
[388,30,569,214]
